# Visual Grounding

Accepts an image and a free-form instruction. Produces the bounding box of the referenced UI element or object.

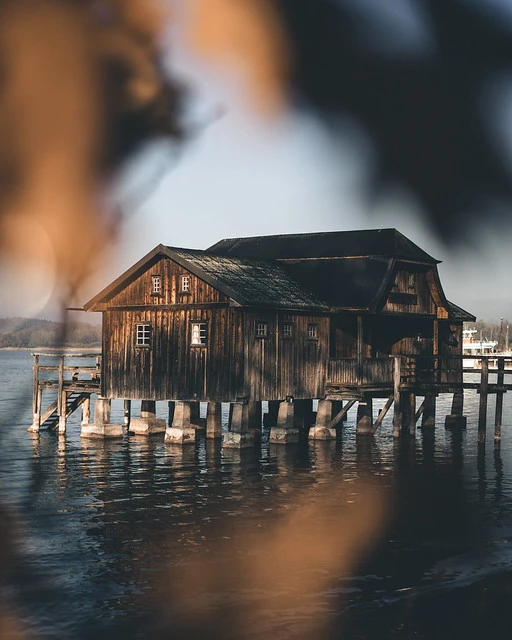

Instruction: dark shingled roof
[447,301,476,322]
[280,257,392,310]
[169,248,327,309]
[208,229,440,264]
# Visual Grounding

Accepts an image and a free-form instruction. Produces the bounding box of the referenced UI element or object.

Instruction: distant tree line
[0,317,101,348]
[464,319,511,352]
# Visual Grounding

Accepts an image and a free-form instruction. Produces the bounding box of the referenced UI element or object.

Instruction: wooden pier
[28,352,512,447]
[28,353,101,434]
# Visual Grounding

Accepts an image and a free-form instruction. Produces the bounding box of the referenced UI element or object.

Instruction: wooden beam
[328,399,356,430]
[393,356,402,438]
[371,395,394,434]
[495,357,504,445]
[478,358,489,444]
[415,398,426,423]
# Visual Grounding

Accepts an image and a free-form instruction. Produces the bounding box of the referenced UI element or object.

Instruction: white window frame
[181,275,190,292]
[307,323,318,339]
[282,322,294,338]
[191,322,207,346]
[136,324,151,346]
[151,275,161,294]
[256,322,268,338]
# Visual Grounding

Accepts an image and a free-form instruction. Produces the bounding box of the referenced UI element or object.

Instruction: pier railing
[30,352,101,432]
[327,355,512,392]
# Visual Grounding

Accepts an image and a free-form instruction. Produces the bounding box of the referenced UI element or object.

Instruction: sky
[1,11,512,323]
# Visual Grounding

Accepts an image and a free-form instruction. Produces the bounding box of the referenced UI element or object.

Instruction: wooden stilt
[356,398,373,435]
[247,401,262,433]
[445,389,466,429]
[495,357,504,446]
[393,356,403,438]
[123,400,131,428]
[206,402,222,439]
[478,358,489,445]
[264,400,280,428]
[329,399,356,431]
[421,395,436,429]
[408,392,416,437]
[81,396,91,426]
[58,391,67,434]
[371,395,393,434]
[168,401,175,426]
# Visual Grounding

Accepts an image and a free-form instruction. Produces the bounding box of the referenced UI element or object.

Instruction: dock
[28,352,512,448]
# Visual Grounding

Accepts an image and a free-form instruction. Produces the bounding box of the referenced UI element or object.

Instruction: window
[151,275,161,294]
[408,273,416,289]
[181,275,190,292]
[307,323,318,339]
[191,322,207,346]
[282,322,293,338]
[256,322,268,338]
[136,324,151,346]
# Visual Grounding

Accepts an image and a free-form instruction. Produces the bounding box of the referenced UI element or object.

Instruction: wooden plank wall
[383,269,436,315]
[108,257,230,307]
[102,308,328,402]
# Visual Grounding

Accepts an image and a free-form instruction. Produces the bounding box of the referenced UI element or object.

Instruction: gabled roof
[447,301,476,322]
[208,228,440,264]
[84,244,327,311]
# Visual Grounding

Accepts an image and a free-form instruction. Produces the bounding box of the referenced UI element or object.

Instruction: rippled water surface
[2,351,512,639]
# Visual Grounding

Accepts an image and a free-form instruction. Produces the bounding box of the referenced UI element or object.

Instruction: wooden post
[445,390,466,428]
[123,400,131,428]
[265,400,280,427]
[57,355,64,425]
[81,396,91,426]
[371,395,394,434]
[421,395,436,428]
[58,391,67,434]
[206,402,222,439]
[408,392,416,437]
[357,315,364,384]
[356,397,373,435]
[29,354,42,432]
[247,401,262,433]
[168,401,175,426]
[393,356,402,438]
[494,357,504,445]
[478,358,489,445]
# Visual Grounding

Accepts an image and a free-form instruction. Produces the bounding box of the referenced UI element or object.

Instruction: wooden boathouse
[29,229,479,446]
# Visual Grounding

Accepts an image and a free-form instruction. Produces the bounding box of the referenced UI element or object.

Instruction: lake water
[1,350,512,639]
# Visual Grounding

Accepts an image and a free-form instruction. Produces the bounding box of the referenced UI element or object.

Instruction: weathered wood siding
[102,307,328,402]
[108,257,230,307]
[102,307,245,401]
[242,312,328,400]
[383,268,437,315]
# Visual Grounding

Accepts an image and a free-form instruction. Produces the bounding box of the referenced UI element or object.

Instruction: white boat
[462,328,510,369]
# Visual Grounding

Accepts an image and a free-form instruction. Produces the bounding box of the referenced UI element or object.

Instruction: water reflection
[2,360,512,638]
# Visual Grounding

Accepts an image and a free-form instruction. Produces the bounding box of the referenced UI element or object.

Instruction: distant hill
[0,317,101,349]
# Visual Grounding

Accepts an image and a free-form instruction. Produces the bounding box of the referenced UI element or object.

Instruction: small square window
[307,323,318,339]
[191,322,207,346]
[181,275,190,292]
[136,324,151,346]
[256,322,268,338]
[151,275,161,294]
[282,322,293,338]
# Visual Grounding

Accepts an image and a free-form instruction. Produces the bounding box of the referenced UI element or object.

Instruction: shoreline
[0,346,101,352]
